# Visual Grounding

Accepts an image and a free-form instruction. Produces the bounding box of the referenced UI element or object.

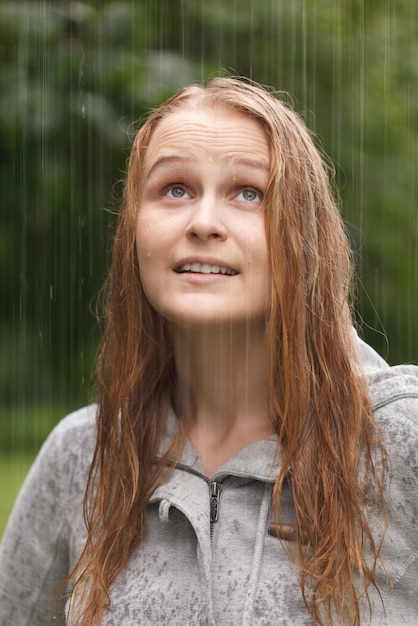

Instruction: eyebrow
[231,158,270,174]
[146,155,270,180]
[146,156,192,181]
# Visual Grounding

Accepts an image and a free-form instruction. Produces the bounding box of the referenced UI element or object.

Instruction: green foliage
[0,0,416,433]
[0,403,70,452]
[0,451,35,538]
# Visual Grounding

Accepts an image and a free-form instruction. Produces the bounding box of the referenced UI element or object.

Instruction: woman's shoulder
[355,337,418,616]
[356,334,418,433]
[368,363,418,424]
[0,406,98,624]
[43,404,98,452]
[28,404,98,497]
[369,363,418,464]
[50,403,97,433]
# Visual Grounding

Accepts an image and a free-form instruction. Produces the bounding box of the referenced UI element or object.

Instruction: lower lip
[174,271,237,284]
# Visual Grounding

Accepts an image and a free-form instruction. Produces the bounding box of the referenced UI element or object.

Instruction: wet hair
[62,77,388,625]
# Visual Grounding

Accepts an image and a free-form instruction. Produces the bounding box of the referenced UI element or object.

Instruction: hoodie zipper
[169,461,224,540]
[209,481,223,539]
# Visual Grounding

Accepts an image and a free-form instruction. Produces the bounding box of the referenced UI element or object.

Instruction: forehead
[143,106,270,173]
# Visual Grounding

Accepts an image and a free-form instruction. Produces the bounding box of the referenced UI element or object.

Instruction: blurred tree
[0,0,416,425]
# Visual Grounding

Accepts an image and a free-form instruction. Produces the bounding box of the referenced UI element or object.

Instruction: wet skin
[135,106,270,331]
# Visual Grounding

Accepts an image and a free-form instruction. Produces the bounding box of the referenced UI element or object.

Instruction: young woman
[1,78,417,626]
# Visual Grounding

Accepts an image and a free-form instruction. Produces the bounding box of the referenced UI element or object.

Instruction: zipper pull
[209,481,223,523]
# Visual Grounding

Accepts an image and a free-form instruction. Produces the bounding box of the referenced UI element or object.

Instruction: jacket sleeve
[0,408,94,626]
[368,366,418,625]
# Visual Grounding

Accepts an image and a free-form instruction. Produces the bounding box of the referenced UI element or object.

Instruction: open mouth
[174,262,238,276]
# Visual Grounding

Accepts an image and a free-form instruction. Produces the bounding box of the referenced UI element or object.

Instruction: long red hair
[62,77,387,625]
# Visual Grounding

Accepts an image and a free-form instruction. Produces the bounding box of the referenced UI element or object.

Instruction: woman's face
[135,106,270,330]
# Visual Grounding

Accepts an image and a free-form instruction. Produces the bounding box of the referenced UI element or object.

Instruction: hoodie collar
[159,406,282,483]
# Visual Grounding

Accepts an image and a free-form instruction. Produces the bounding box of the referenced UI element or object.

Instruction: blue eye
[166,186,190,199]
[236,188,262,202]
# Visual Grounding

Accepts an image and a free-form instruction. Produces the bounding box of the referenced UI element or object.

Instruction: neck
[170,321,274,476]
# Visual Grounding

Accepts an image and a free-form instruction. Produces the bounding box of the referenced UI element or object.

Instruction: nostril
[185,212,228,240]
[186,229,225,241]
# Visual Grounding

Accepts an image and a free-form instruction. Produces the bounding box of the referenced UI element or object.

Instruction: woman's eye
[165,186,190,199]
[235,188,262,202]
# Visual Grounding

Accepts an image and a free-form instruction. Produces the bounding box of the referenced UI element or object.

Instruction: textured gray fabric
[0,340,417,625]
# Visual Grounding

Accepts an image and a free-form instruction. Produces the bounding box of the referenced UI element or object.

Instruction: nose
[185,195,227,241]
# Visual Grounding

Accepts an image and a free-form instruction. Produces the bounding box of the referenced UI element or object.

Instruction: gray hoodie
[0,339,417,625]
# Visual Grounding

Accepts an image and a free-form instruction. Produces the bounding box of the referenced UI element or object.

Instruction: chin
[166,313,232,329]
[165,311,266,332]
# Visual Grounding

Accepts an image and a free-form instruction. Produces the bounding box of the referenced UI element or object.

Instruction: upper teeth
[177,262,238,275]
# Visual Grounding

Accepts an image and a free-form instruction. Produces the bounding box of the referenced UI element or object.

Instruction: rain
[0,0,417,539]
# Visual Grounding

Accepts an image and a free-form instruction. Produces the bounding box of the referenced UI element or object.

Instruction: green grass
[0,451,37,538]
[0,403,75,539]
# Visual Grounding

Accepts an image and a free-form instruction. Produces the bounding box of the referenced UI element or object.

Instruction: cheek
[245,217,268,269]
[136,209,178,259]
[135,216,173,316]
[135,221,156,293]
[135,212,163,268]
[136,233,150,284]
[245,220,270,302]
[135,245,162,314]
